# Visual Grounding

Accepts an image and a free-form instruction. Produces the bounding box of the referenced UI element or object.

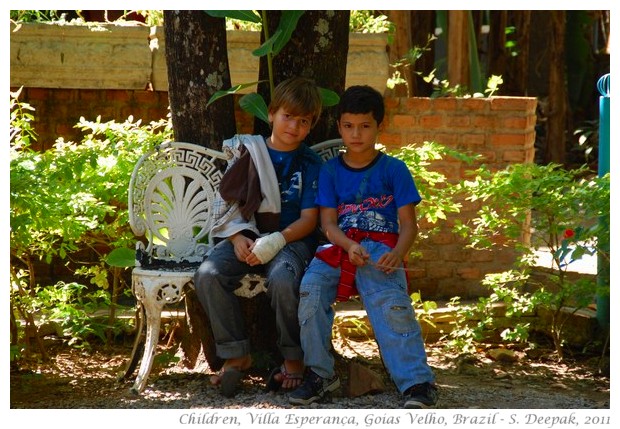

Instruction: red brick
[378,132,402,146]
[25,87,50,101]
[431,233,455,245]
[392,114,416,128]
[427,265,453,279]
[501,116,529,129]
[503,150,528,162]
[384,97,400,109]
[431,97,458,111]
[490,133,530,147]
[446,115,471,128]
[108,90,132,103]
[433,134,459,148]
[490,96,537,112]
[404,133,428,145]
[460,98,488,111]
[405,97,431,111]
[419,115,443,128]
[134,90,158,103]
[461,133,486,145]
[472,116,496,129]
[456,267,481,279]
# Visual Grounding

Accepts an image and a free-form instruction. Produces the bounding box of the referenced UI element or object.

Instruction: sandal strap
[281,364,303,380]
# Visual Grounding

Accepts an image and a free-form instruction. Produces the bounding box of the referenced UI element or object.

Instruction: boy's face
[268,106,313,151]
[337,112,380,153]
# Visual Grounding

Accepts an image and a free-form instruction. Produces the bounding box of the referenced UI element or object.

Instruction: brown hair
[268,77,322,127]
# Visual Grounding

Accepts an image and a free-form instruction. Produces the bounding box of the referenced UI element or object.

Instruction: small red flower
[563,229,575,239]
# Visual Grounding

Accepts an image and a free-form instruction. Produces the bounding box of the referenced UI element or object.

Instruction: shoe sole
[404,399,437,409]
[404,398,437,410]
[289,378,341,406]
[220,368,246,398]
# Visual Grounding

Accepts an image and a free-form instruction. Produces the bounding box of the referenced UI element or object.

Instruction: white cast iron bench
[120,139,343,393]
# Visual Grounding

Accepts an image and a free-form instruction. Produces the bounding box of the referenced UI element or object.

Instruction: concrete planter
[10,22,389,93]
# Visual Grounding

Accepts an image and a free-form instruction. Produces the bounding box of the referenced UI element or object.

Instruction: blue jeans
[298,239,435,393]
[194,238,313,361]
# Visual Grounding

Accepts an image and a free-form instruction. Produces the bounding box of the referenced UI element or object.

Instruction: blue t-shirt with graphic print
[267,142,322,230]
[316,152,421,234]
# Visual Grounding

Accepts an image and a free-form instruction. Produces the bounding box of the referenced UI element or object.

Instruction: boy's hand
[376,251,403,274]
[229,234,255,262]
[248,232,286,265]
[348,243,370,266]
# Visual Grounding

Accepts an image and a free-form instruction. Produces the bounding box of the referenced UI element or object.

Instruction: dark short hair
[269,77,322,127]
[337,85,385,124]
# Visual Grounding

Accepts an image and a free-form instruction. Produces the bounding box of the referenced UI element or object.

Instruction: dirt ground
[10,330,610,412]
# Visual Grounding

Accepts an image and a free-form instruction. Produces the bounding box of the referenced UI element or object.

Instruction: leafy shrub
[451,162,609,359]
[10,88,173,357]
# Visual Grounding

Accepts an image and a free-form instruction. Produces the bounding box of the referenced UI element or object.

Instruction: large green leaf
[206,81,264,107]
[105,247,135,268]
[204,10,261,23]
[252,30,280,57]
[272,11,304,55]
[239,93,269,124]
[252,11,304,57]
[319,87,340,107]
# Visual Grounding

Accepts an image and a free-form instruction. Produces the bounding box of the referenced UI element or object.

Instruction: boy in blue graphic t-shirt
[290,85,438,409]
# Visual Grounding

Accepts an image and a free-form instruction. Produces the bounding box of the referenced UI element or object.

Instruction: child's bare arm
[321,207,369,266]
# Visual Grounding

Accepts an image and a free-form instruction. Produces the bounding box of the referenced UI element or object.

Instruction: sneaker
[289,369,340,405]
[403,382,438,408]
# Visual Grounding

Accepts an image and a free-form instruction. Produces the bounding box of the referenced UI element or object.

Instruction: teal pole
[596,73,610,328]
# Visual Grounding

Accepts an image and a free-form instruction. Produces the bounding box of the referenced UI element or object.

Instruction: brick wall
[11,87,537,299]
[380,96,537,298]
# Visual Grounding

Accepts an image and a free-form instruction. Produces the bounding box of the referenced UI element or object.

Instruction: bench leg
[129,274,185,393]
[118,304,145,382]
[130,294,164,394]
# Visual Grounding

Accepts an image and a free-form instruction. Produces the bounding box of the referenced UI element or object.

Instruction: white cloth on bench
[210,135,280,241]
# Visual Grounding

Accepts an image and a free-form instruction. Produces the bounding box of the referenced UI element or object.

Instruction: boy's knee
[194,261,217,288]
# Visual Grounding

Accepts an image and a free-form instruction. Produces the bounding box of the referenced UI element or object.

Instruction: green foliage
[349,10,394,34]
[573,119,599,163]
[450,162,609,359]
[410,291,438,335]
[387,31,503,98]
[387,34,436,95]
[10,10,163,26]
[391,141,478,251]
[10,89,173,355]
[10,10,62,23]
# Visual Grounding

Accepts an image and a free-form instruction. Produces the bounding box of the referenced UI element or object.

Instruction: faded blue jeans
[298,239,435,393]
[194,238,313,361]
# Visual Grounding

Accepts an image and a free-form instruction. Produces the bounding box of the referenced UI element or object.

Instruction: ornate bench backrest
[128,139,343,267]
[128,142,229,265]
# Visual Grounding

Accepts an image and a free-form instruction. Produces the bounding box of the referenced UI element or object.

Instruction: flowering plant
[453,162,609,359]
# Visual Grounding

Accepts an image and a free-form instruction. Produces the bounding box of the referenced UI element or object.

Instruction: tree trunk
[386,11,412,97]
[545,11,567,165]
[254,10,350,143]
[163,11,237,371]
[510,11,531,95]
[448,11,469,89]
[487,11,506,81]
[162,11,351,373]
[164,10,237,150]
[251,10,350,368]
